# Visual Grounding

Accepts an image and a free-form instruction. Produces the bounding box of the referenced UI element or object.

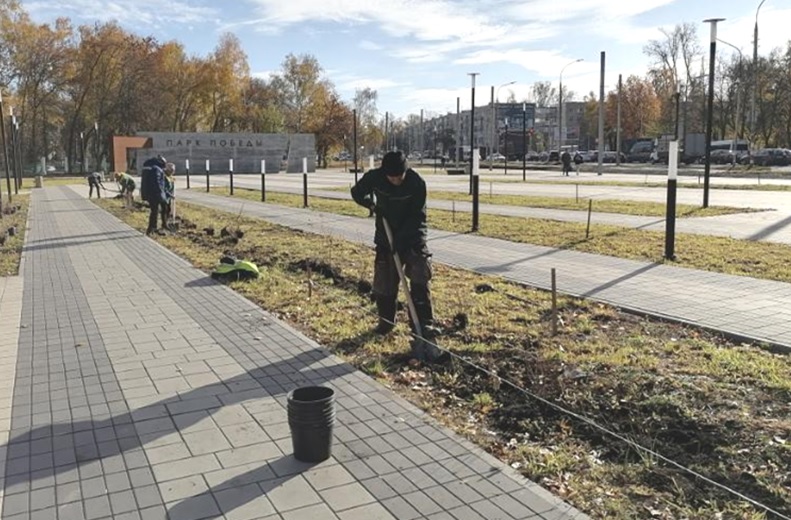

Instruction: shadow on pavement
[2,348,353,492]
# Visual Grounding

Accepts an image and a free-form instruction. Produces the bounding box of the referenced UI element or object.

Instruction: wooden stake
[551,268,558,336]
[586,200,592,239]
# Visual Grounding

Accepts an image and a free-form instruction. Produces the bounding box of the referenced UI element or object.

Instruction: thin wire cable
[184,198,791,520]
[264,260,790,520]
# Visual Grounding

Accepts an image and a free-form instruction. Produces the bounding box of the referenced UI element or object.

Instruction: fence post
[229,158,234,196]
[261,159,266,202]
[302,157,308,208]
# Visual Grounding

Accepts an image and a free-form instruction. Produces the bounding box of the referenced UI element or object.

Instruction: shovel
[380,215,444,362]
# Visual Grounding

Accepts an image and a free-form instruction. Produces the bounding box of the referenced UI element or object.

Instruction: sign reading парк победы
[134,132,316,174]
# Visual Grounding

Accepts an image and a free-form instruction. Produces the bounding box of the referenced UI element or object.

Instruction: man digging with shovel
[351,151,447,363]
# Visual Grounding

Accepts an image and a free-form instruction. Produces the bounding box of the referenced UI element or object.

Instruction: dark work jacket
[140,158,165,203]
[351,168,428,253]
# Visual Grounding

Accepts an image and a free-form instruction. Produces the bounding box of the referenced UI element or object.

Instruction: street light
[559,59,583,152]
[703,18,725,209]
[468,72,480,194]
[492,81,515,170]
[750,0,766,142]
[717,38,745,155]
[0,90,12,202]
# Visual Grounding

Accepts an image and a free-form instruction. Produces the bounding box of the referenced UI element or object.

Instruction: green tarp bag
[211,256,260,281]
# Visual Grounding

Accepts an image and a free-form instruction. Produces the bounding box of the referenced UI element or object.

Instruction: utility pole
[597,52,605,176]
[456,97,461,165]
[703,18,725,208]
[616,74,622,166]
[352,109,358,175]
[419,109,424,159]
[522,103,527,181]
[0,91,12,202]
[750,0,766,148]
[468,73,480,194]
[490,86,494,171]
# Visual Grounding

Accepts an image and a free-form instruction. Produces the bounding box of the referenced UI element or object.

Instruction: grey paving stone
[265,476,322,512]
[319,482,376,512]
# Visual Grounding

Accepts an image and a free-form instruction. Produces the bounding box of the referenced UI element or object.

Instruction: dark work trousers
[373,246,434,329]
[88,180,101,198]
[160,202,170,229]
[147,199,160,233]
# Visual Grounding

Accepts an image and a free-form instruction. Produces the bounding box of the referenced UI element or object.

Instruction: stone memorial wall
[134,132,315,174]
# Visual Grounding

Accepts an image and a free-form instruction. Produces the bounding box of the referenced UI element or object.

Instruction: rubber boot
[374,295,396,335]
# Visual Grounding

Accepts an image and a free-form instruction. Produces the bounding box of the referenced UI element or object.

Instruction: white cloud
[359,40,382,51]
[333,73,405,92]
[252,70,276,80]
[24,0,217,25]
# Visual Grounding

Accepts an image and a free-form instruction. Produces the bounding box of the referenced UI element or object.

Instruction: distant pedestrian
[561,150,572,176]
[115,172,136,209]
[87,172,105,199]
[140,155,167,235]
[573,152,583,175]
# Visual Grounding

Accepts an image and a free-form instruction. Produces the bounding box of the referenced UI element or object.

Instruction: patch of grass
[96,197,791,519]
[429,190,752,217]
[0,195,29,276]
[324,184,751,216]
[201,186,791,283]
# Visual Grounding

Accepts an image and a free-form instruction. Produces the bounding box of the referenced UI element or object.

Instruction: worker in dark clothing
[140,156,167,235]
[351,151,441,347]
[87,172,105,199]
[561,150,572,176]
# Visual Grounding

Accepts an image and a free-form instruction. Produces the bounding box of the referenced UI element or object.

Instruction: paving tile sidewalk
[0,186,588,519]
[174,188,791,351]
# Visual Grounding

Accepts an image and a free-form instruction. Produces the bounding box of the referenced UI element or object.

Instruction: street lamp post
[750,0,766,146]
[718,38,744,152]
[433,126,438,174]
[468,73,480,194]
[0,91,12,202]
[504,119,509,175]
[703,18,725,208]
[80,131,85,175]
[559,59,583,153]
[492,81,515,171]
[522,103,527,181]
[352,109,358,181]
[94,121,99,173]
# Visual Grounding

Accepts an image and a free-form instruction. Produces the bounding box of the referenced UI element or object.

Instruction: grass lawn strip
[0,195,30,276]
[96,198,791,520]
[322,185,755,217]
[204,186,791,284]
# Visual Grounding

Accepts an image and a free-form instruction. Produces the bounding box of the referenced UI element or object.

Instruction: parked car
[547,151,560,163]
[710,149,738,164]
[524,151,541,161]
[591,151,627,163]
[627,141,654,163]
[487,153,506,162]
[750,148,791,166]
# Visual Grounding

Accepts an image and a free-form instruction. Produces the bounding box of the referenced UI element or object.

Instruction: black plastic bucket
[287,386,336,462]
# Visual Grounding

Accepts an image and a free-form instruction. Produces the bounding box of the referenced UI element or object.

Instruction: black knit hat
[381,151,407,177]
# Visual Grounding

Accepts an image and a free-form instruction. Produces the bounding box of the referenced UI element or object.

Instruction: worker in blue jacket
[140,156,167,235]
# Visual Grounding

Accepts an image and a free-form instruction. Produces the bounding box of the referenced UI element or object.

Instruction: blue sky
[22,0,791,119]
